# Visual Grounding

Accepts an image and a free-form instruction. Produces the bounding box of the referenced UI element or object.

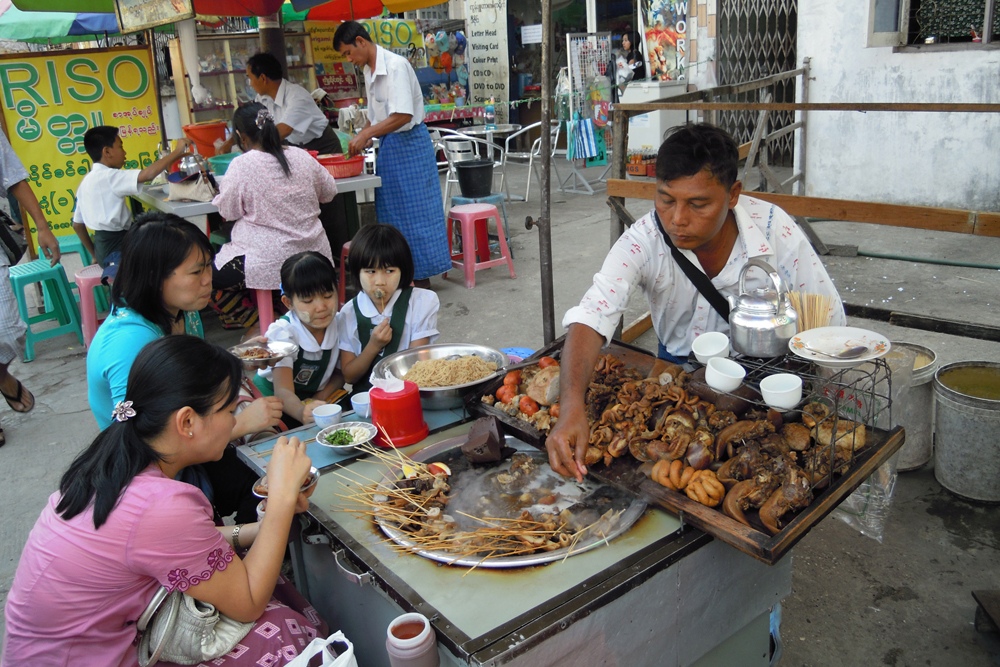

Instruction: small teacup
[760,373,803,410]
[692,332,731,364]
[312,403,342,428]
[705,357,746,393]
[351,392,371,419]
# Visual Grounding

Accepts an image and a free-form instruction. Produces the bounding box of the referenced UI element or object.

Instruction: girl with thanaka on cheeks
[338,224,440,394]
[253,252,345,426]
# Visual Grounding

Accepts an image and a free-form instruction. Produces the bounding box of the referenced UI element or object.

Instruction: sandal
[0,424,6,447]
[1,378,34,413]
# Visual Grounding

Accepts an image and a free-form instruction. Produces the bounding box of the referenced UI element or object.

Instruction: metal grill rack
[712,353,893,491]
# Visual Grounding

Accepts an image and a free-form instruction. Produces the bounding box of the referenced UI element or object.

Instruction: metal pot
[726,258,798,357]
[177,155,202,177]
[372,343,509,410]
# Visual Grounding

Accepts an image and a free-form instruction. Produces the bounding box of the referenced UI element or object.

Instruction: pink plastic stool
[75,264,107,349]
[338,241,351,308]
[447,204,516,289]
[256,289,275,333]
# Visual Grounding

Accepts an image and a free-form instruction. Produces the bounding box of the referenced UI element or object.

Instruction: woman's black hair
[656,123,739,189]
[233,101,290,177]
[624,31,643,53]
[333,21,373,49]
[57,336,242,529]
[280,251,337,301]
[111,211,215,336]
[348,224,415,292]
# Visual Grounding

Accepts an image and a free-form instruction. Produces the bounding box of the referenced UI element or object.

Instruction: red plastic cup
[371,380,428,448]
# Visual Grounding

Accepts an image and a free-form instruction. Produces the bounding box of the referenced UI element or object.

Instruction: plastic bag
[826,345,916,542]
[286,630,357,667]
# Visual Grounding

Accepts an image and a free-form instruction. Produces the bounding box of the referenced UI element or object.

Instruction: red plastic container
[370,381,428,448]
[182,121,227,157]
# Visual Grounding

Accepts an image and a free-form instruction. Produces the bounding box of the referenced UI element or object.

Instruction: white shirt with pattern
[363,45,424,132]
[562,195,846,357]
[255,79,329,146]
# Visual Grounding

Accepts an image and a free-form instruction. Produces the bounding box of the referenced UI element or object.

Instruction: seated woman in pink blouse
[3,336,326,667]
[212,101,338,327]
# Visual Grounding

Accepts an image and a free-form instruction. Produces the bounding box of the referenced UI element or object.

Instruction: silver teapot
[177,155,203,177]
[727,258,798,357]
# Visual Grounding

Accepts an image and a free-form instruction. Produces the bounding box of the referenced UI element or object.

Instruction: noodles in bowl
[405,355,497,388]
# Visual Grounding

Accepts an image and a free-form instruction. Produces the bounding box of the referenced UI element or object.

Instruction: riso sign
[0,47,162,247]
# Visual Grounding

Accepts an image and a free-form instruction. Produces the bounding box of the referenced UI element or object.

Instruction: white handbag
[286,630,359,667]
[136,587,254,666]
[167,172,218,202]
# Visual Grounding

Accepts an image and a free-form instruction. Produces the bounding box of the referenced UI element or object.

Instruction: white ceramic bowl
[351,392,371,418]
[759,373,803,410]
[312,403,342,428]
[705,357,746,393]
[692,332,731,364]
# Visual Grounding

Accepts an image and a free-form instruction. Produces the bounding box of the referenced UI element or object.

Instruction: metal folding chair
[503,120,563,203]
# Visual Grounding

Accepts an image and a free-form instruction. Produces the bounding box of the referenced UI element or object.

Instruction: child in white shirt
[339,224,440,394]
[73,126,190,264]
[254,252,344,425]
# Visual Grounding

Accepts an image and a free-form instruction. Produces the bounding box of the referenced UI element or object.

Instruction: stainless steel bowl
[372,343,509,410]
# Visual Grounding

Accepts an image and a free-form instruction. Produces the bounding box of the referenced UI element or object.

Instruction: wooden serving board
[466,335,907,565]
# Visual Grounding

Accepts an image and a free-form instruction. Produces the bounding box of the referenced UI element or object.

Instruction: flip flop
[0,425,5,447]
[1,378,34,413]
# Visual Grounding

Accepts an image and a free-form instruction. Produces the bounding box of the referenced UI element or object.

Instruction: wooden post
[610,108,628,246]
[259,12,288,79]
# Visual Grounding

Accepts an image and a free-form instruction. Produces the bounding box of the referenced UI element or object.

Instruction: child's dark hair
[656,123,739,189]
[233,101,290,177]
[112,211,215,336]
[84,126,120,163]
[348,224,414,293]
[333,21,372,49]
[280,251,337,301]
[247,52,284,81]
[56,336,242,529]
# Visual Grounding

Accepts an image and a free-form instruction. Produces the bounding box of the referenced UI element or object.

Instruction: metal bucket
[933,361,1000,502]
[891,342,938,471]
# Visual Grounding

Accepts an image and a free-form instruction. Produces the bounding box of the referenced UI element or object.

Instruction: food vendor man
[547,123,846,481]
[218,52,340,155]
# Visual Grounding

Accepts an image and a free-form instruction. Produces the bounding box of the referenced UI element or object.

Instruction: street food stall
[236,323,904,666]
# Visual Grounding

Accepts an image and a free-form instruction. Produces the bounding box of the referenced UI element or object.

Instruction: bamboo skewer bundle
[789,291,834,332]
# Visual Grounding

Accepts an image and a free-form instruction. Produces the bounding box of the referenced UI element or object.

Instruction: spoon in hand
[801,342,869,359]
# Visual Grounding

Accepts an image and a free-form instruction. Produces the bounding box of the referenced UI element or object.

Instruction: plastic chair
[446,204,516,289]
[9,259,84,361]
[338,241,351,308]
[449,193,513,259]
[255,290,276,333]
[503,120,563,203]
[75,264,109,349]
[58,235,94,267]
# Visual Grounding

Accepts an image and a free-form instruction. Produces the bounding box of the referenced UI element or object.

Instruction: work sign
[0,47,162,250]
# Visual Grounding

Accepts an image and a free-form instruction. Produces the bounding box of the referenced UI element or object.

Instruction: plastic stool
[256,290,275,333]
[9,259,84,361]
[58,235,95,267]
[450,193,513,258]
[446,204,516,289]
[338,241,351,308]
[75,264,108,349]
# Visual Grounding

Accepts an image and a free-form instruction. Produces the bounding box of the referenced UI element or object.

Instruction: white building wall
[797,0,1000,211]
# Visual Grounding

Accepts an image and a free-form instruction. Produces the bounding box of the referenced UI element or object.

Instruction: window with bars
[868,0,998,46]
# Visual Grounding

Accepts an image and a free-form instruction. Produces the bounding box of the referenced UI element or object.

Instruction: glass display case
[169,32,318,127]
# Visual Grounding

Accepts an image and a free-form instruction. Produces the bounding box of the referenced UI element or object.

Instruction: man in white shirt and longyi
[547,123,845,481]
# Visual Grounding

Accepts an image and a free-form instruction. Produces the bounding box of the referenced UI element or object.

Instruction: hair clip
[255,108,275,129]
[278,282,284,296]
[112,400,136,423]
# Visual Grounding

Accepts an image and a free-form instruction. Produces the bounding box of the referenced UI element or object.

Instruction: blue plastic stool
[501,347,535,363]
[450,193,514,259]
[9,259,84,362]
[55,235,109,313]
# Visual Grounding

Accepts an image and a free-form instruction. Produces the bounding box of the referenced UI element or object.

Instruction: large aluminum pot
[372,343,509,411]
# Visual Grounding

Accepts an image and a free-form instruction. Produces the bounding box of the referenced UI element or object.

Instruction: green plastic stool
[9,259,84,362]
[54,235,108,312]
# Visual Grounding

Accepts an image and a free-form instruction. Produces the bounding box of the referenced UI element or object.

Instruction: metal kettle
[726,258,798,357]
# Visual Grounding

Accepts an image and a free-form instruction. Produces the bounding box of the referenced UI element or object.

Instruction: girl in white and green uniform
[253,252,345,426]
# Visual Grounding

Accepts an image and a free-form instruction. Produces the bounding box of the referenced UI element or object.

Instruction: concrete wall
[797,0,1000,211]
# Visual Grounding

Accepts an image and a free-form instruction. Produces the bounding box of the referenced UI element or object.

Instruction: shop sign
[0,47,162,249]
[641,0,687,81]
[307,20,426,67]
[317,62,358,98]
[464,0,509,124]
[114,0,195,33]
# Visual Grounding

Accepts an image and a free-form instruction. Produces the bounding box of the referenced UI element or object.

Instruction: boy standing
[73,127,191,264]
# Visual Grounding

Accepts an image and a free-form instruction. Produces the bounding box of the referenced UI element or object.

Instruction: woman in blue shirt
[87,212,282,521]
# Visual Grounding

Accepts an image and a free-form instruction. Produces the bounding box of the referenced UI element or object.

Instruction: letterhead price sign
[464,0,509,124]
[0,47,163,248]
